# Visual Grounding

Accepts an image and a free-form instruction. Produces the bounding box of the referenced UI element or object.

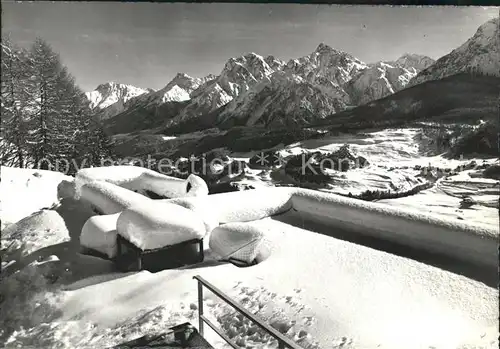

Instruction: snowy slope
[410,17,500,86]
[85,82,152,120]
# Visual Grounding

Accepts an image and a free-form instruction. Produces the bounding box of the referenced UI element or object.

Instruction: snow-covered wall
[291,188,497,268]
[165,187,497,268]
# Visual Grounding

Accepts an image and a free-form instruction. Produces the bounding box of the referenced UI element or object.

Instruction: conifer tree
[27,37,65,169]
[2,36,115,172]
[1,37,31,167]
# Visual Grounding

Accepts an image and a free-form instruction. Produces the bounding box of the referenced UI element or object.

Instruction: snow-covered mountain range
[85,82,152,120]
[88,47,433,129]
[410,17,500,86]
[87,18,498,131]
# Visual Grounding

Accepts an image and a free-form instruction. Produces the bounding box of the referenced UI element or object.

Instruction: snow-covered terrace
[0,166,498,349]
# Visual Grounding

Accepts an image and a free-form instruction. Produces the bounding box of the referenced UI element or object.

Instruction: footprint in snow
[302,316,315,326]
[332,336,353,347]
[296,329,310,340]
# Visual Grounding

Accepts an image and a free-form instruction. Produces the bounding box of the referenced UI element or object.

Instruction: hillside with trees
[1,37,113,174]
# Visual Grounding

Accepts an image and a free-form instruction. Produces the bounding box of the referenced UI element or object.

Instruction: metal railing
[193,275,302,349]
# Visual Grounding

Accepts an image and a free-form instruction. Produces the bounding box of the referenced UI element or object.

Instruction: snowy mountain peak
[161,85,191,103]
[222,52,273,78]
[314,42,338,54]
[410,17,500,86]
[163,73,209,94]
[393,53,435,71]
[86,82,150,112]
[173,72,191,79]
[216,52,275,97]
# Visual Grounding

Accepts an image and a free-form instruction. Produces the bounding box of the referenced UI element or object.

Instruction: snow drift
[116,201,207,250]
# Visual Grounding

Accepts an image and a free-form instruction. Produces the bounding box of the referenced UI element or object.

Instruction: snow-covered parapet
[291,188,498,268]
[163,186,495,268]
[209,222,266,264]
[75,166,208,199]
[80,213,120,258]
[79,180,150,215]
[116,201,207,250]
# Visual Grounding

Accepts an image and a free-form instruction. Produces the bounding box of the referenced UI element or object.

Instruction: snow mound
[75,166,208,199]
[0,166,73,226]
[116,201,207,250]
[209,222,266,264]
[79,180,150,215]
[80,214,120,258]
[1,210,70,257]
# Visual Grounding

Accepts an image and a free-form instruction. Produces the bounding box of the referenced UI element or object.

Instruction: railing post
[197,280,204,336]
[193,275,301,349]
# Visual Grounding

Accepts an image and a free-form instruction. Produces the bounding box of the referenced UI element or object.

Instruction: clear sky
[2,2,498,92]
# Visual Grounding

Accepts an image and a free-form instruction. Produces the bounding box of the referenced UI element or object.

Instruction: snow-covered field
[0,128,498,349]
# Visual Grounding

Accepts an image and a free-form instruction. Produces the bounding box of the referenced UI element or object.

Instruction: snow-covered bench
[114,201,207,271]
[75,166,208,199]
